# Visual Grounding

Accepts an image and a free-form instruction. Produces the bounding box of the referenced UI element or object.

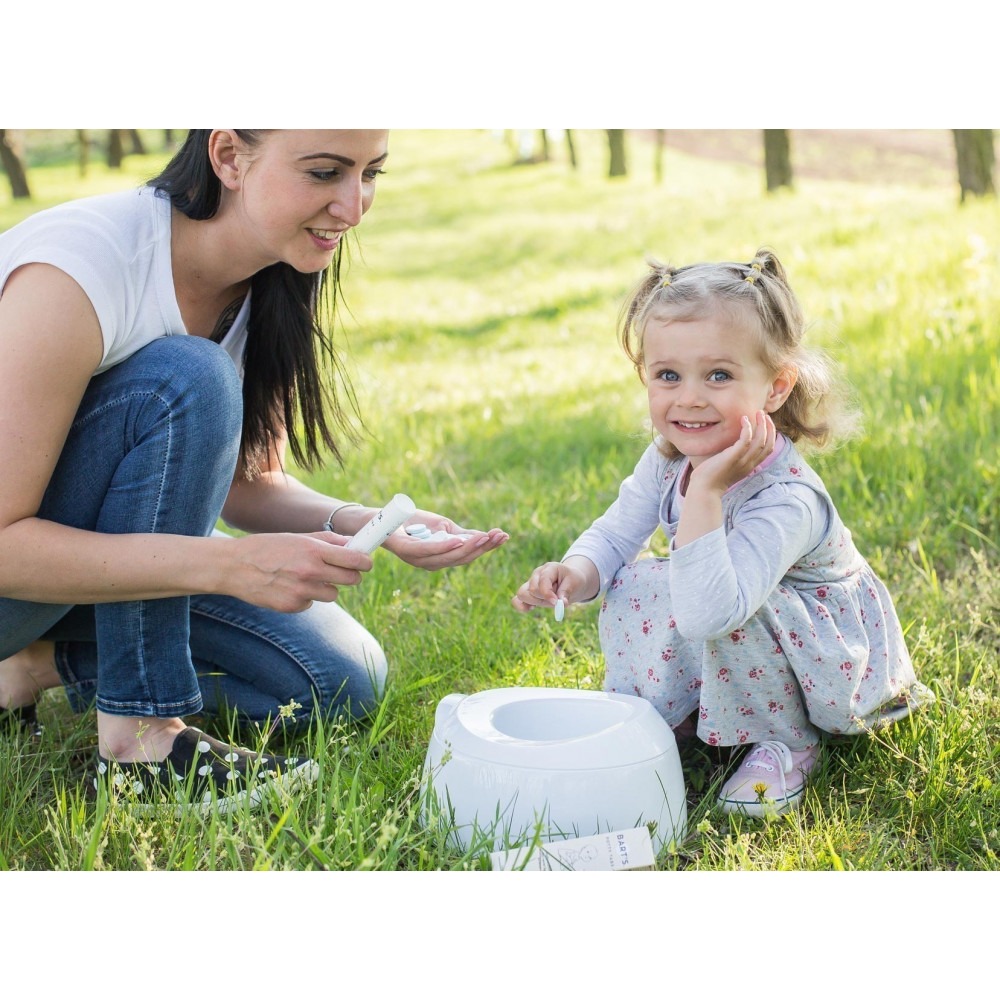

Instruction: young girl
[512,248,934,817]
[0,130,507,814]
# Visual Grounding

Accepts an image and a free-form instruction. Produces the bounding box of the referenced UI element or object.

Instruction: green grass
[1,130,998,871]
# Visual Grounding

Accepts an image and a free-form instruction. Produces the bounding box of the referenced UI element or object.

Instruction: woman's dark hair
[149,129,360,476]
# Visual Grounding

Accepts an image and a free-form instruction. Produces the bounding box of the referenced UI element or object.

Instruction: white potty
[421,687,687,854]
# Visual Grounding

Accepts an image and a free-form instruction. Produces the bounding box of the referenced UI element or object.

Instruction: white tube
[345,494,417,554]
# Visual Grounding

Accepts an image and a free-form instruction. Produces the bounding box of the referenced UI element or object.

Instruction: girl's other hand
[512,561,589,614]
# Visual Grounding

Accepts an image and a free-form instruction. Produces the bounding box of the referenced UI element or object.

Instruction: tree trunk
[654,129,666,184]
[952,129,995,202]
[0,129,31,198]
[565,129,577,169]
[164,129,175,149]
[763,129,793,191]
[77,129,89,177]
[128,129,146,155]
[107,129,124,168]
[537,129,550,162]
[607,129,627,178]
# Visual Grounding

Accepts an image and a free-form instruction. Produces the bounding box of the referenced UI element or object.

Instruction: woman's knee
[190,596,388,725]
[68,337,242,483]
[134,337,243,448]
[318,635,388,721]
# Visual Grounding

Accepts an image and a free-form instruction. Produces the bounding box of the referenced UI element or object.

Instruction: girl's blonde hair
[617,246,859,455]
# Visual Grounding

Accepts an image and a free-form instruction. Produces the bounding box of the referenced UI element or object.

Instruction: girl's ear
[765,365,798,412]
[208,130,246,192]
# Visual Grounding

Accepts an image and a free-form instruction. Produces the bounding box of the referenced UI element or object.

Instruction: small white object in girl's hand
[554,599,565,622]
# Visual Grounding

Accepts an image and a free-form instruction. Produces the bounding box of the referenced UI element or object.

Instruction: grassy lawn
[1,130,997,874]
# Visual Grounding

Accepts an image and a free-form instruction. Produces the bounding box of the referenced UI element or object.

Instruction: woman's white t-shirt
[0,185,249,374]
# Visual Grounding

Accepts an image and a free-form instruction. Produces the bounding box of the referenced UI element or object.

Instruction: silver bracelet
[324,502,362,533]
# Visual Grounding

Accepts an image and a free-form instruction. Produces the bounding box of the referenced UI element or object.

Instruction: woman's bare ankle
[97,713,188,763]
[0,641,60,710]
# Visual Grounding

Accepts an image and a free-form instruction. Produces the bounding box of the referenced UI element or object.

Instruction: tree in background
[507,130,550,165]
[606,129,627,177]
[107,129,124,169]
[654,129,666,184]
[77,130,89,177]
[952,130,995,202]
[0,130,31,199]
[764,129,793,192]
[565,129,577,170]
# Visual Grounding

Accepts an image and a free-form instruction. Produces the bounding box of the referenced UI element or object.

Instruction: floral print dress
[564,436,934,749]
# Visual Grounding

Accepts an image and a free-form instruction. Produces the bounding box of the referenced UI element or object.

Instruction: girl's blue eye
[657,370,679,382]
[708,370,731,382]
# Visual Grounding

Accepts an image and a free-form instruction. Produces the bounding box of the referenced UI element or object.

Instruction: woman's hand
[512,557,596,614]
[380,509,508,570]
[227,531,372,612]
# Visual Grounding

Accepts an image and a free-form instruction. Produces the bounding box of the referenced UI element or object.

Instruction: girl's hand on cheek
[689,411,775,495]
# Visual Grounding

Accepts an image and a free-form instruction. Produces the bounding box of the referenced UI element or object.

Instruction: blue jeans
[0,337,386,725]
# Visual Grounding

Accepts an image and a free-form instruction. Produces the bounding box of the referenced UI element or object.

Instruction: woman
[0,130,507,813]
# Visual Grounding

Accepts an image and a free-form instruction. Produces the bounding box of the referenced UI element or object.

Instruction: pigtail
[618,261,675,380]
[742,246,859,449]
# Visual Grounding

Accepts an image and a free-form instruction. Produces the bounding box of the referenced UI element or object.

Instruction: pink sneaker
[717,741,819,817]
